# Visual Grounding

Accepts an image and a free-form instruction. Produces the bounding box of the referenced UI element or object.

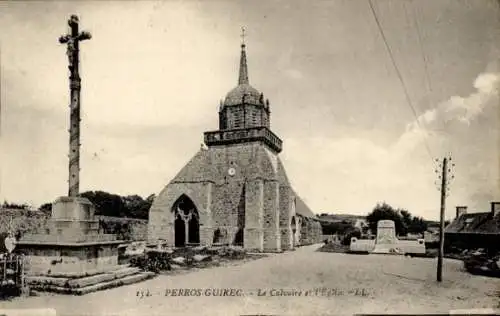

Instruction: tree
[320,221,355,235]
[408,216,427,234]
[39,203,52,216]
[366,202,406,236]
[40,203,52,211]
[400,209,411,232]
[122,194,152,219]
[40,191,155,219]
[367,202,429,236]
[2,201,30,210]
[80,191,126,217]
[341,228,362,245]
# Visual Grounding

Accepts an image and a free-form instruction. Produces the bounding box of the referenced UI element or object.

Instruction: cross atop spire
[240,26,246,46]
[238,26,248,85]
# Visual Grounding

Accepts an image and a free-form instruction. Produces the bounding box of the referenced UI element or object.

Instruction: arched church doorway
[234,228,244,246]
[174,217,185,247]
[291,216,297,247]
[172,195,200,247]
[213,229,222,244]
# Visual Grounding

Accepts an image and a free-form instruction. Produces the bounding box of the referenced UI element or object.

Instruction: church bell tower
[204,34,282,153]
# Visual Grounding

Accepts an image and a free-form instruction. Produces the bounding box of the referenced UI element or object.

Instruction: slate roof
[294,194,316,219]
[317,214,366,223]
[445,212,500,234]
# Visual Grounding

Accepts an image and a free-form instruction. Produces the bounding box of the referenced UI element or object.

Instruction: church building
[148,39,322,252]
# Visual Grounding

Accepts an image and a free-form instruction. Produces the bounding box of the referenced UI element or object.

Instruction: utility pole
[435,155,455,282]
[58,15,91,197]
[437,157,447,282]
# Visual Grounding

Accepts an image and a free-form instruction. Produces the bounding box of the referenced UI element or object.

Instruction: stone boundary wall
[0,209,147,241]
[95,216,148,241]
[0,209,49,237]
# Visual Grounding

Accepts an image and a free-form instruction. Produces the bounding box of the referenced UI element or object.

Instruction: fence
[0,253,25,297]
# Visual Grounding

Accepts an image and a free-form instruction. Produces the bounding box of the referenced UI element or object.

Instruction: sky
[1,0,499,221]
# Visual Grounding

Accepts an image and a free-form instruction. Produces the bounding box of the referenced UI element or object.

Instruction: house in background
[444,202,500,252]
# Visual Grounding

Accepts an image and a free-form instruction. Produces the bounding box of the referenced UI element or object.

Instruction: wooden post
[437,157,448,282]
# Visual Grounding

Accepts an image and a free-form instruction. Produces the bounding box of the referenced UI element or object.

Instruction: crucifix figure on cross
[58,15,91,198]
[241,26,246,46]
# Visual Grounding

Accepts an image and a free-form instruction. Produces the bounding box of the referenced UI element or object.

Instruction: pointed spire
[238,27,249,85]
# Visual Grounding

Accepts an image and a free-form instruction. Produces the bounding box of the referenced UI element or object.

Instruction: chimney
[491,202,500,217]
[456,206,467,219]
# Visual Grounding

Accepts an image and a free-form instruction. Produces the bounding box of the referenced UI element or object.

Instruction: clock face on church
[228,167,236,176]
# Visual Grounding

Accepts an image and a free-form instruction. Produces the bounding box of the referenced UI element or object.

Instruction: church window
[233,111,243,128]
[250,111,258,126]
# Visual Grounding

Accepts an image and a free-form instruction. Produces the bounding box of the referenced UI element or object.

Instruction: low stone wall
[96,216,148,241]
[0,209,49,237]
[0,210,147,241]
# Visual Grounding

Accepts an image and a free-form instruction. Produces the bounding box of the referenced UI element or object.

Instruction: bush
[463,250,500,278]
[342,229,361,246]
[206,246,246,260]
[0,283,21,299]
[130,251,171,273]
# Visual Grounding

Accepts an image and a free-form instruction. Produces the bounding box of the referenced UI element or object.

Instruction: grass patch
[130,246,267,274]
[316,242,349,253]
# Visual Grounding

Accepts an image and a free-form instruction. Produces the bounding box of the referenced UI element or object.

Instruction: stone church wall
[244,179,264,250]
[278,185,294,250]
[147,139,319,251]
[148,182,212,246]
[299,217,322,245]
[263,180,280,251]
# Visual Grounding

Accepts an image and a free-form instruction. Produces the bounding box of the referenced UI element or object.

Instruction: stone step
[29,272,155,295]
[27,275,69,288]
[28,264,131,279]
[26,265,137,288]
[74,272,156,295]
[67,267,141,288]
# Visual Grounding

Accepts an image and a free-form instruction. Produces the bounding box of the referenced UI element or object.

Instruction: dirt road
[2,245,499,315]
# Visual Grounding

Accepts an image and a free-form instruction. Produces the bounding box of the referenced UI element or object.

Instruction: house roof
[445,211,500,234]
[317,214,366,223]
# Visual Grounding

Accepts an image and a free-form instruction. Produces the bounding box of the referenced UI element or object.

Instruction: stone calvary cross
[58,15,91,197]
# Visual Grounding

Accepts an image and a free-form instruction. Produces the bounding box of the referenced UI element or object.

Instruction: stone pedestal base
[52,196,95,221]
[18,243,122,277]
[14,195,142,295]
